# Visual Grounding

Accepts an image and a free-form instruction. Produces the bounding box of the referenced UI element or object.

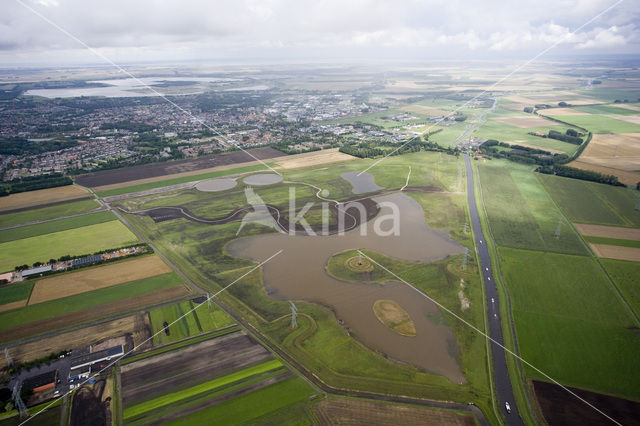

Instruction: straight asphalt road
[464,152,525,425]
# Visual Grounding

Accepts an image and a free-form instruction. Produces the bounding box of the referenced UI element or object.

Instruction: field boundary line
[473,162,538,424]
[356,250,622,426]
[18,249,283,426]
[15,0,282,177]
[357,0,625,175]
[464,164,501,425]
[535,174,640,326]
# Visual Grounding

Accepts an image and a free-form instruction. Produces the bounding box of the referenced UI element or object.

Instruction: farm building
[69,345,124,381]
[23,370,57,394]
[21,265,52,277]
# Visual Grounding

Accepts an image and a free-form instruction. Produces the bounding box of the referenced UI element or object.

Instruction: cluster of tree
[101,121,155,133]
[0,173,72,197]
[453,113,467,122]
[558,101,570,107]
[479,140,569,166]
[536,165,624,186]
[15,244,150,277]
[7,350,70,375]
[528,129,583,145]
[523,107,534,113]
[340,138,460,159]
[0,138,78,156]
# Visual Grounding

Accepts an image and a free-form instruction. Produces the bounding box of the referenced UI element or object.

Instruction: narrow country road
[464,152,524,425]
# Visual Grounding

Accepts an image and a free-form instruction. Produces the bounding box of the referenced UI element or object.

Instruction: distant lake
[24,77,242,98]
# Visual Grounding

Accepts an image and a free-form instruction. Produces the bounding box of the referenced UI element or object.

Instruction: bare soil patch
[70,379,109,426]
[610,114,640,125]
[372,300,416,337]
[120,330,271,407]
[313,397,476,426]
[533,380,640,426]
[77,147,286,188]
[275,148,355,169]
[29,256,172,305]
[589,244,640,262]
[0,186,89,212]
[0,300,26,313]
[574,224,640,241]
[569,132,640,185]
[614,104,640,112]
[1,313,150,370]
[538,108,592,116]
[491,115,559,128]
[402,104,449,117]
[0,285,189,343]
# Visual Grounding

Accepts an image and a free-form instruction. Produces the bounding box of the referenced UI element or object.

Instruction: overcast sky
[1,0,638,66]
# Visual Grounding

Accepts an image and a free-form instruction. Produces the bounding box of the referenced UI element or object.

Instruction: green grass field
[0,220,138,272]
[163,376,315,426]
[499,247,640,399]
[0,199,98,227]
[573,104,640,116]
[149,300,236,345]
[545,114,640,134]
[478,161,588,255]
[0,272,183,332]
[124,359,284,419]
[600,258,640,315]
[538,174,640,227]
[472,120,580,154]
[0,211,116,243]
[0,281,34,306]
[116,155,496,417]
[97,163,275,198]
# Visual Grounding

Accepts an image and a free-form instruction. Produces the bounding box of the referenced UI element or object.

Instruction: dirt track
[120,330,271,407]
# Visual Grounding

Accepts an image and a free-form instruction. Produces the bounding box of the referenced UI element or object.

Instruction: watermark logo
[237,186,400,237]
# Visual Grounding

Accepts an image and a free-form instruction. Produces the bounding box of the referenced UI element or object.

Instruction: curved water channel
[226,173,467,383]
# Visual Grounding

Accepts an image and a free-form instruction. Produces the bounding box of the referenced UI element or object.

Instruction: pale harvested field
[0,300,26,313]
[491,115,559,128]
[569,133,640,185]
[29,255,172,305]
[0,312,151,369]
[503,141,564,154]
[275,148,355,169]
[569,161,640,186]
[590,244,640,262]
[538,108,592,116]
[575,224,640,241]
[504,95,540,105]
[614,104,640,112]
[402,104,449,117]
[92,160,264,192]
[0,185,89,212]
[313,398,475,426]
[610,115,640,125]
